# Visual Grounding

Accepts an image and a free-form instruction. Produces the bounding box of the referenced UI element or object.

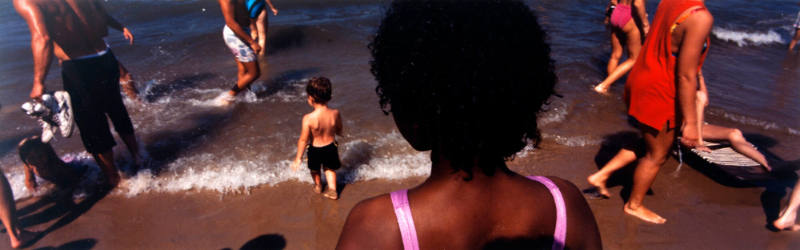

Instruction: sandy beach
[2,140,799,249]
[0,0,799,249]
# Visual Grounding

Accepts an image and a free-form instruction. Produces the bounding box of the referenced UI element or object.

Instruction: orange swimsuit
[625,0,709,131]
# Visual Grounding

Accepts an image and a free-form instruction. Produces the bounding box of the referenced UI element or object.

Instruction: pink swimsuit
[610,4,632,29]
[390,176,567,250]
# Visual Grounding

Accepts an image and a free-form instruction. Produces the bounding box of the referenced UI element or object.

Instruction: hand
[30,83,44,100]
[680,123,707,151]
[271,7,278,15]
[250,29,258,41]
[122,27,134,45]
[250,42,262,55]
[291,159,300,172]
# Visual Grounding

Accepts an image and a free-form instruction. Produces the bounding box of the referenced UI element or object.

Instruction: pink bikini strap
[391,189,420,250]
[526,176,567,250]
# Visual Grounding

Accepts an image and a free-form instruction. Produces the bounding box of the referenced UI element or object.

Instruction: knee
[645,151,669,166]
[729,129,744,141]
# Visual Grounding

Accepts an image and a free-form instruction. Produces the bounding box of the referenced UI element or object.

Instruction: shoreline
[4,142,799,249]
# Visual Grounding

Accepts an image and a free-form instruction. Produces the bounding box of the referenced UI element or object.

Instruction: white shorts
[222,25,256,62]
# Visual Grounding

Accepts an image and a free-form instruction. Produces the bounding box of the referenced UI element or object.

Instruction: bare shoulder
[544,176,602,250]
[337,193,399,249]
[689,7,714,25]
[301,112,314,123]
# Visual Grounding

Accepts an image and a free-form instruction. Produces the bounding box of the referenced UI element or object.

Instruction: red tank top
[624,0,709,130]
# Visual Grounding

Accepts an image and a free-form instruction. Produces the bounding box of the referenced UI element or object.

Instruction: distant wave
[711,27,785,47]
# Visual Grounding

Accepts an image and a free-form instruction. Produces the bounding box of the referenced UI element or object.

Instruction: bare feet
[624,203,666,224]
[215,92,236,106]
[587,174,611,199]
[10,229,36,248]
[773,209,800,231]
[313,185,322,194]
[323,189,338,200]
[593,84,609,94]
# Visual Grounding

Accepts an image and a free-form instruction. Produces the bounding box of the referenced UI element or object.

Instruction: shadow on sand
[15,188,110,248]
[584,131,649,202]
[589,131,800,231]
[221,234,287,250]
[32,238,97,250]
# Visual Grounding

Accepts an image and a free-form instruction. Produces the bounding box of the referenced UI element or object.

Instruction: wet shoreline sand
[5,142,799,249]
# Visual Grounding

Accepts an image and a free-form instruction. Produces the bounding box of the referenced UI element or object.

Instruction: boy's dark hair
[306,77,333,104]
[370,0,556,176]
[18,136,58,168]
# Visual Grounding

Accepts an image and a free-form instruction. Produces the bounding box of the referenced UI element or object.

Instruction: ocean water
[0,0,798,199]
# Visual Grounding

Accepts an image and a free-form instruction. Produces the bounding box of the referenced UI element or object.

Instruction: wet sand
[3,140,799,250]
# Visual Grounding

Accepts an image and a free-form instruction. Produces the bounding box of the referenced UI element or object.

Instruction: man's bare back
[15,0,110,61]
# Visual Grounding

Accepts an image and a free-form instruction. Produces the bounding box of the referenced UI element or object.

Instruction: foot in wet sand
[323,189,338,200]
[215,92,236,106]
[587,174,611,199]
[313,185,322,194]
[624,203,666,224]
[773,209,800,231]
[11,229,37,249]
[593,84,609,94]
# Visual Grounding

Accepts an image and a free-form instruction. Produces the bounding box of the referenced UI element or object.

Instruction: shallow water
[0,0,798,199]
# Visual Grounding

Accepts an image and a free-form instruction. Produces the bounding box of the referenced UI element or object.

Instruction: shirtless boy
[14,0,143,188]
[292,77,343,200]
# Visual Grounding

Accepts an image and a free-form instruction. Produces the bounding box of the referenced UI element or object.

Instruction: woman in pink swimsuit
[595,0,649,94]
[337,1,601,249]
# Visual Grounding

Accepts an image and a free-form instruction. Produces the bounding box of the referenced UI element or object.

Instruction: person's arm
[291,115,311,171]
[335,111,343,136]
[95,0,134,45]
[14,0,53,100]
[218,0,261,54]
[632,0,649,36]
[265,0,278,15]
[677,10,713,149]
[23,164,37,192]
[694,71,711,152]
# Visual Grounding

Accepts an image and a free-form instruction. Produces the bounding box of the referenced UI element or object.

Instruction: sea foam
[712,27,785,47]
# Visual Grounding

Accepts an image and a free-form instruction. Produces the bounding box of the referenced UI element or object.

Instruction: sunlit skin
[623,2,713,224]
[595,0,649,94]
[14,0,143,189]
[218,0,265,105]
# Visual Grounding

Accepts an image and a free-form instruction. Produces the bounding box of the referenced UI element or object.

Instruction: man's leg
[624,125,673,224]
[93,150,120,188]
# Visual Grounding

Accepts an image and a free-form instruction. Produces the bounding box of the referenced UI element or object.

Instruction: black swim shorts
[307,142,341,171]
[61,50,134,154]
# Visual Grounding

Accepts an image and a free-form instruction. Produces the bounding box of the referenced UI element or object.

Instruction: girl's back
[339,173,600,249]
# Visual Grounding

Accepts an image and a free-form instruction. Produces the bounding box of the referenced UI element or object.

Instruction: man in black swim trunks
[15,0,143,188]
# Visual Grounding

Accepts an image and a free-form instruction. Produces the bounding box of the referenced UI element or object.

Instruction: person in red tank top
[622,0,713,224]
